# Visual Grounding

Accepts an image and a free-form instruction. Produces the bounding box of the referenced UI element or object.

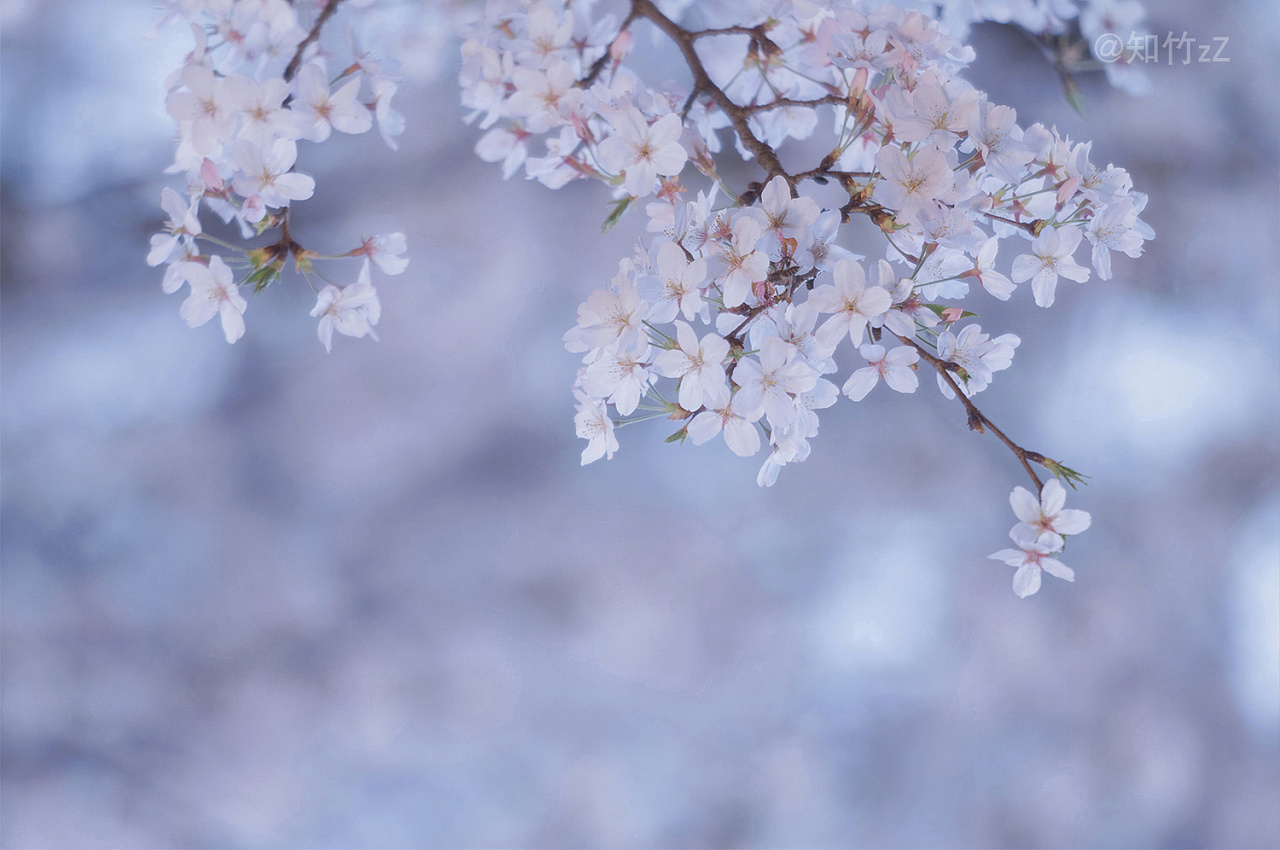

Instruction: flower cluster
[147,0,408,349]
[461,0,1151,593]
[990,479,1092,597]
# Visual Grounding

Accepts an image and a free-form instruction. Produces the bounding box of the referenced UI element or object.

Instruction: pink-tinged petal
[649,141,688,177]
[297,63,328,105]
[859,285,893,317]
[687,410,721,445]
[1041,558,1074,581]
[672,320,698,355]
[147,233,179,267]
[595,136,628,172]
[676,373,702,412]
[180,290,218,328]
[883,365,918,394]
[274,173,316,203]
[759,176,789,215]
[1012,563,1042,597]
[652,349,688,379]
[842,367,879,401]
[874,145,908,183]
[1010,485,1040,523]
[1009,523,1043,551]
[218,302,245,344]
[648,112,684,146]
[1010,253,1038,284]
[1059,260,1091,283]
[989,549,1024,566]
[162,262,188,294]
[982,270,1015,300]
[1033,529,1066,552]
[1040,479,1067,515]
[723,417,761,456]
[700,332,730,365]
[1031,270,1058,308]
[623,159,657,196]
[1054,508,1092,535]
[331,103,373,135]
[833,258,865,295]
[316,315,335,352]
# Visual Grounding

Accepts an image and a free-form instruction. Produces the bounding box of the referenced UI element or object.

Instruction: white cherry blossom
[843,343,919,401]
[990,524,1076,598]
[653,321,730,412]
[687,383,763,457]
[596,107,687,198]
[1010,479,1092,551]
[310,265,382,352]
[810,259,893,348]
[1011,225,1090,307]
[177,255,247,344]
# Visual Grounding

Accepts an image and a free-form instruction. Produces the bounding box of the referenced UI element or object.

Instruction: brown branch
[741,94,845,114]
[894,332,1046,492]
[630,0,788,182]
[984,211,1044,237]
[285,0,344,82]
[578,9,641,89]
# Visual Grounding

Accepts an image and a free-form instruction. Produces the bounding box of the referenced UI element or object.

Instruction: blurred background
[2,0,1277,846]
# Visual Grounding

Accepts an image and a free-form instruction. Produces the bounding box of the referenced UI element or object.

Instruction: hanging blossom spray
[150,0,1154,597]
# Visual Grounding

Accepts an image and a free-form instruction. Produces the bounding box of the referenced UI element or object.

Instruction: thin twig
[631,0,788,181]
[285,0,344,82]
[894,332,1045,491]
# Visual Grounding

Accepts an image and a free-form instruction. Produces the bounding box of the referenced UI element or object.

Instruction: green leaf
[664,426,688,444]
[1043,458,1091,490]
[602,196,633,233]
[1062,73,1086,117]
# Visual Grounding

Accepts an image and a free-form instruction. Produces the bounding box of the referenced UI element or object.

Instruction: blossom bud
[200,158,224,193]
[610,29,634,62]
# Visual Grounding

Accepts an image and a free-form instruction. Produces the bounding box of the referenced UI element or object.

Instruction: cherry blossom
[873,144,954,225]
[311,267,382,353]
[810,260,893,348]
[732,337,819,430]
[687,384,763,457]
[653,321,730,412]
[1011,226,1091,307]
[146,0,1159,590]
[147,188,202,267]
[644,241,707,323]
[1010,479,1092,551]
[843,344,920,401]
[574,390,619,465]
[176,256,247,344]
[990,524,1076,598]
[582,338,652,417]
[230,138,315,208]
[292,63,373,143]
[596,107,687,198]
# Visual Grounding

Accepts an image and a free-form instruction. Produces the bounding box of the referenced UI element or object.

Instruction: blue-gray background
[2,1,1277,846]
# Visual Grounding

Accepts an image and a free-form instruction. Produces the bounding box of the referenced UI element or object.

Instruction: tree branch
[894,332,1046,491]
[285,0,343,82]
[630,0,788,182]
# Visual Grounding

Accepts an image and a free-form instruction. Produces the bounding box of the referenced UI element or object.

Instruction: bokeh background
[2,1,1278,847]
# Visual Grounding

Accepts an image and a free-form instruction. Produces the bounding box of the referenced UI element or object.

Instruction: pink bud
[1055,177,1080,206]
[941,307,963,324]
[851,66,869,99]
[200,158,224,192]
[610,30,634,62]
[241,195,266,223]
